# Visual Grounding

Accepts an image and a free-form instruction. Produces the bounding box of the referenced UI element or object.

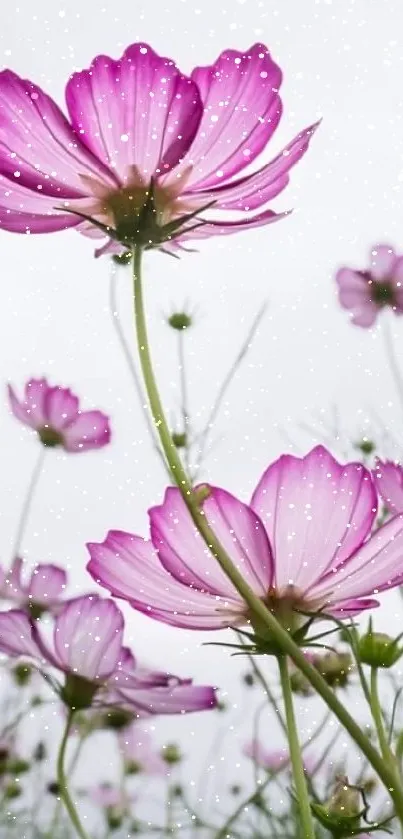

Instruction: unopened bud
[312,650,353,688]
[358,619,403,668]
[168,312,192,330]
[107,807,123,830]
[112,251,132,266]
[13,663,32,687]
[172,431,187,449]
[311,776,362,835]
[4,781,21,799]
[354,438,375,457]
[161,743,182,765]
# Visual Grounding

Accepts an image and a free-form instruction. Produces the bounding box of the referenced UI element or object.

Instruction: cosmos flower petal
[0,610,44,660]
[178,207,289,242]
[65,43,203,180]
[373,460,403,515]
[311,513,403,604]
[8,379,48,428]
[28,564,67,605]
[150,486,273,597]
[43,387,79,430]
[0,70,116,197]
[62,410,111,452]
[336,268,379,327]
[87,530,245,629]
[53,595,124,681]
[251,445,377,593]
[116,682,217,715]
[369,243,396,280]
[184,43,283,190]
[190,122,320,211]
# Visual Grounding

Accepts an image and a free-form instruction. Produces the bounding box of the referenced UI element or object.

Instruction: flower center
[250,585,324,642]
[370,280,396,306]
[37,426,64,448]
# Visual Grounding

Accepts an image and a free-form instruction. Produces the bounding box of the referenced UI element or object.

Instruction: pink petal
[0,176,82,233]
[369,244,397,280]
[243,740,287,770]
[87,530,244,629]
[28,564,67,605]
[7,378,49,429]
[250,446,377,594]
[43,387,79,431]
[119,723,167,775]
[327,598,379,618]
[53,596,124,681]
[0,70,116,197]
[150,486,273,597]
[177,207,289,243]
[0,610,44,660]
[65,44,203,181]
[311,513,403,604]
[187,122,320,211]
[117,682,217,715]
[335,268,378,328]
[62,410,111,453]
[373,460,403,514]
[183,43,283,190]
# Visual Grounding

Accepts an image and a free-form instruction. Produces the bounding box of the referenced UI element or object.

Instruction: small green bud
[358,619,403,668]
[33,742,46,762]
[168,312,192,330]
[172,431,187,449]
[31,695,43,707]
[129,821,141,835]
[124,759,142,776]
[4,781,21,799]
[242,672,255,687]
[311,777,362,836]
[13,663,32,687]
[47,781,60,796]
[112,251,133,266]
[161,743,182,765]
[312,651,353,688]
[354,438,375,457]
[107,807,123,831]
[102,709,134,731]
[6,758,30,775]
[289,668,314,697]
[172,784,183,798]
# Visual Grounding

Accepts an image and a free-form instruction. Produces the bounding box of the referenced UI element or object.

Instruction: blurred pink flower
[373,459,403,514]
[0,557,66,615]
[118,722,167,775]
[87,783,134,811]
[8,377,111,452]
[0,595,217,714]
[243,741,288,771]
[0,42,318,256]
[88,446,403,632]
[336,244,403,327]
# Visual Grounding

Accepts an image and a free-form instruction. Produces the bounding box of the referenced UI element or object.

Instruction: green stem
[131,246,403,822]
[11,448,46,559]
[278,656,315,838]
[57,711,90,839]
[370,667,396,768]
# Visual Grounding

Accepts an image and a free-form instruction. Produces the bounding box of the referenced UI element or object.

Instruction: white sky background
[1,0,403,822]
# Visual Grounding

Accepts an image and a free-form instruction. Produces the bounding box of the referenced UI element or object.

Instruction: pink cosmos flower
[87,783,133,810]
[118,722,167,776]
[8,377,111,452]
[87,446,403,633]
[0,42,318,256]
[243,741,289,772]
[0,557,67,615]
[336,244,403,327]
[372,459,403,514]
[0,595,217,714]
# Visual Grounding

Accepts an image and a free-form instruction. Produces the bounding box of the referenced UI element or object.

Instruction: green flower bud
[61,673,98,710]
[216,700,228,712]
[102,709,134,731]
[6,758,30,775]
[33,742,46,762]
[311,777,362,836]
[124,760,142,776]
[172,431,187,449]
[168,312,192,330]
[47,781,60,796]
[4,781,22,799]
[161,743,182,765]
[242,672,255,687]
[107,806,123,830]
[13,663,32,687]
[354,438,375,457]
[112,251,133,266]
[30,695,43,707]
[312,651,353,688]
[289,668,314,697]
[358,619,403,668]
[172,784,183,798]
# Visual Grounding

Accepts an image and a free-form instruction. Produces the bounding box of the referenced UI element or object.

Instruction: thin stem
[108,266,168,477]
[382,315,403,417]
[131,246,403,822]
[177,328,191,473]
[57,711,90,839]
[370,667,396,768]
[11,448,46,559]
[277,656,315,839]
[193,302,267,479]
[235,630,287,736]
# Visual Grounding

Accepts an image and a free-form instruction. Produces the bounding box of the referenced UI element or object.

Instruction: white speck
[120,133,129,142]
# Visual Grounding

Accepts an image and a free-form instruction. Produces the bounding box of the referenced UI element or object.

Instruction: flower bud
[168,312,192,330]
[13,663,32,687]
[47,781,60,796]
[124,759,142,776]
[358,619,403,668]
[106,806,123,831]
[161,743,182,765]
[172,431,187,449]
[33,742,46,762]
[311,776,362,836]
[4,781,22,799]
[6,758,30,775]
[112,251,132,266]
[312,651,353,688]
[242,672,255,687]
[354,438,375,457]
[102,709,134,731]
[289,667,314,697]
